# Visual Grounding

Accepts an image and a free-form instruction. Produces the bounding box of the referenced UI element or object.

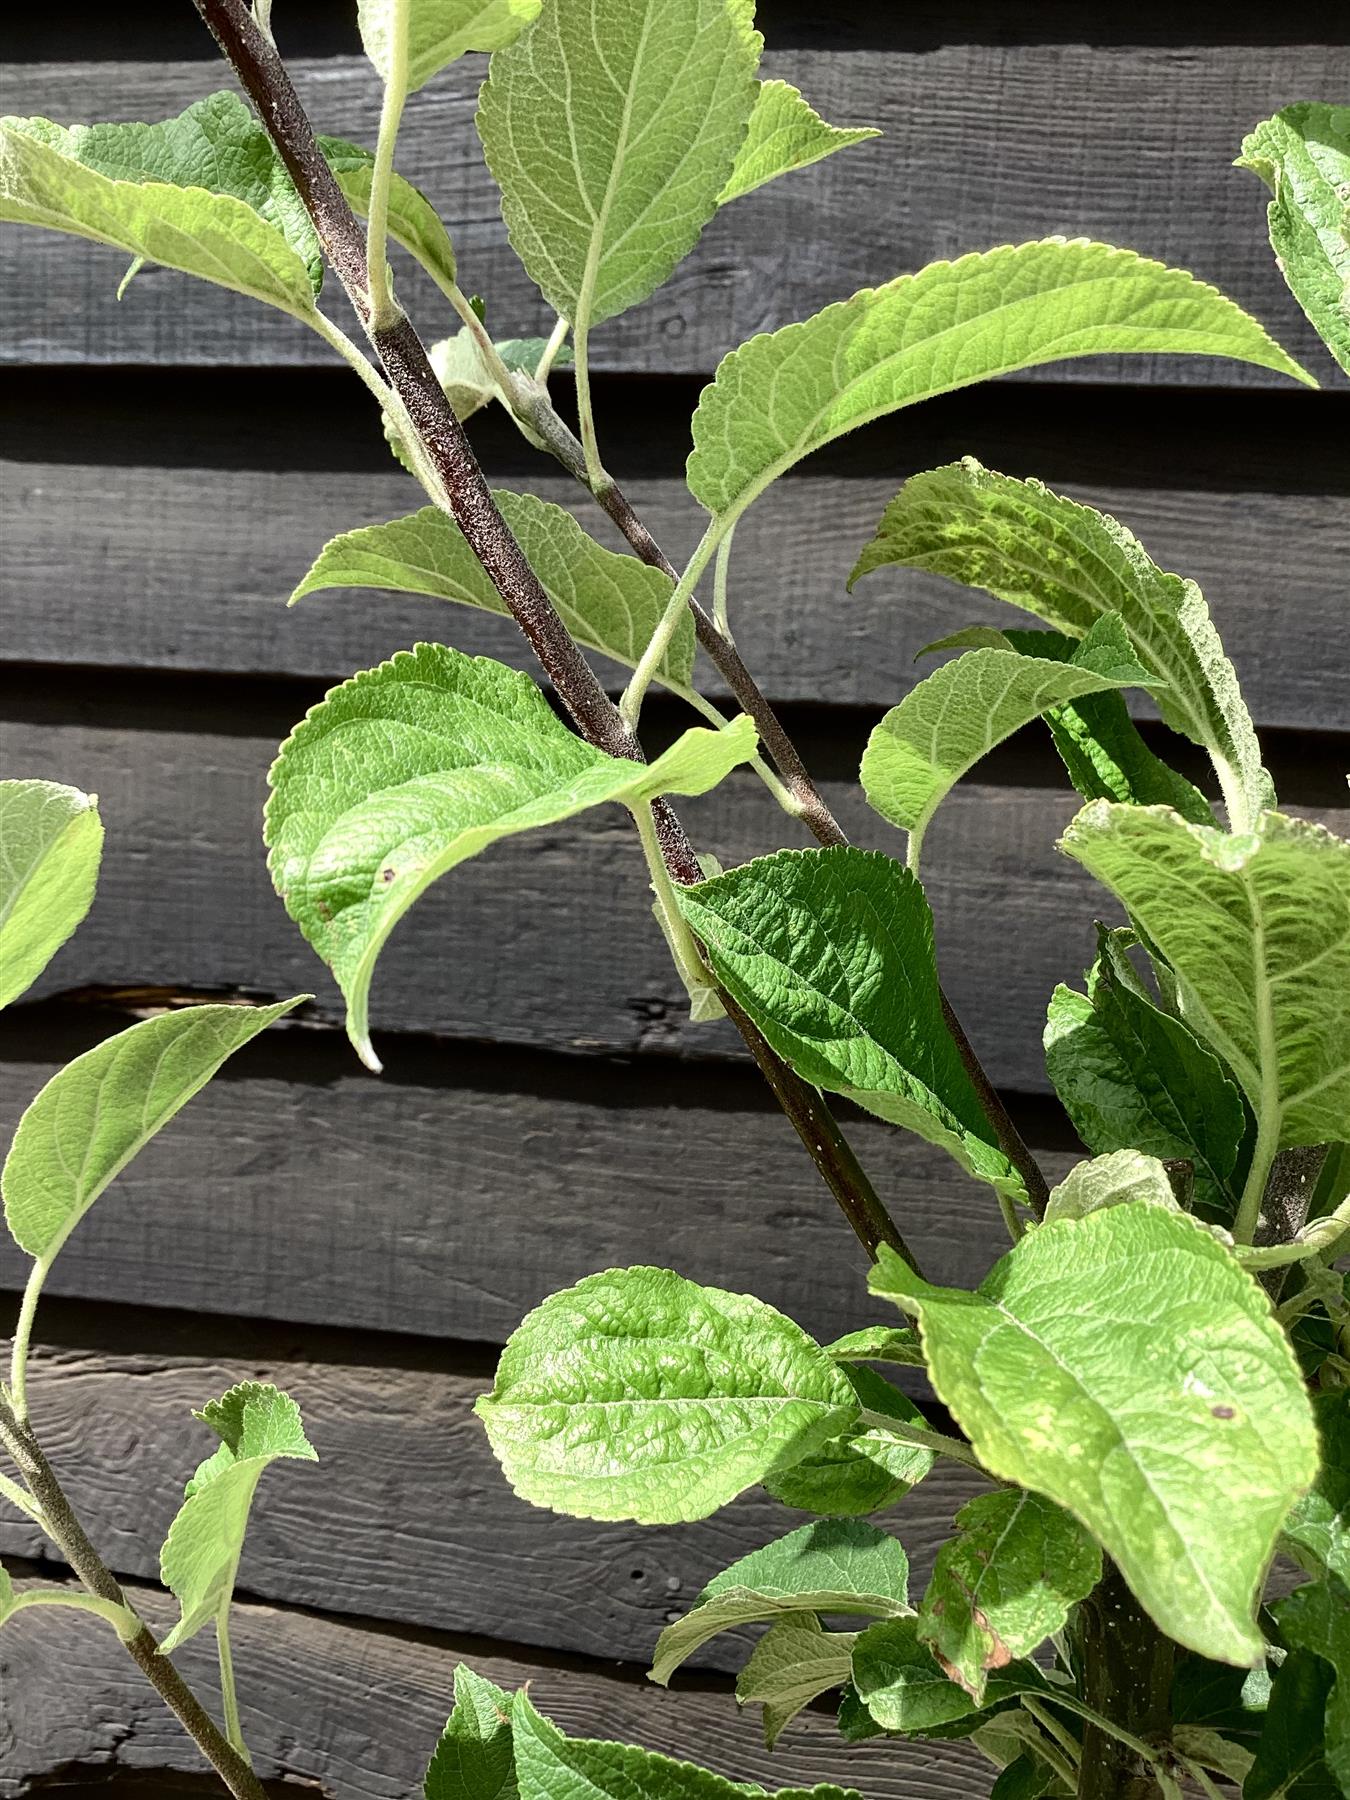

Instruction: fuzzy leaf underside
[736,1613,858,1749]
[358,0,541,92]
[319,135,457,290]
[0,780,103,1009]
[1044,1149,1180,1221]
[718,78,879,204]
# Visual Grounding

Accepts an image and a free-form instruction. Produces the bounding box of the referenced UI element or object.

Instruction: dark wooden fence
[1,3,1347,1792]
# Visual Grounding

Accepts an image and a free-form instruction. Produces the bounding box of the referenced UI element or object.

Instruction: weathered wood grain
[0,1574,996,1798]
[3,48,1344,381]
[5,461,1345,731]
[0,1341,988,1671]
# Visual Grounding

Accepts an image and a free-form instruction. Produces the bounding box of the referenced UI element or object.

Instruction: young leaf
[1238,102,1350,377]
[736,1613,858,1749]
[917,1489,1102,1701]
[823,1325,924,1367]
[358,0,541,93]
[718,79,879,205]
[1271,1578,1350,1794]
[0,780,103,1009]
[159,1382,316,1653]
[870,1206,1319,1665]
[851,1615,1048,1735]
[383,334,572,460]
[2,1000,304,1264]
[1061,805,1350,1149]
[476,0,760,329]
[290,493,694,690]
[686,243,1311,536]
[860,612,1157,860]
[649,1516,911,1685]
[1043,1149,1180,1222]
[475,1267,857,1527]
[850,459,1274,829]
[319,136,457,292]
[675,846,1023,1200]
[0,96,320,316]
[425,1664,518,1800]
[1282,1391,1350,1586]
[762,1361,934,1517]
[266,645,754,1068]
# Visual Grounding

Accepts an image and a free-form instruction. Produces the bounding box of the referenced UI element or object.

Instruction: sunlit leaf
[0,780,102,1009]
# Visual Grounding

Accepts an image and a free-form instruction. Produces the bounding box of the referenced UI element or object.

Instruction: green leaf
[159,1382,316,1653]
[851,1615,1047,1735]
[1043,1149,1180,1222]
[850,459,1274,829]
[477,0,761,329]
[736,1613,858,1749]
[687,243,1311,535]
[675,845,1022,1200]
[1173,1654,1272,1755]
[822,1325,924,1367]
[650,1517,911,1685]
[2,1000,304,1264]
[1171,1727,1255,1789]
[869,1205,1318,1665]
[266,645,753,1068]
[290,493,693,690]
[1247,1649,1342,1800]
[0,95,320,315]
[319,135,457,291]
[1044,925,1252,1219]
[1061,805,1350,1149]
[359,0,541,93]
[1272,1580,1350,1796]
[425,1665,518,1800]
[0,780,103,1009]
[763,1362,934,1517]
[476,1267,857,1528]
[860,612,1157,860]
[381,332,572,467]
[1238,103,1350,378]
[917,1489,1101,1701]
[990,1753,1066,1800]
[1283,1392,1350,1586]
[718,79,879,205]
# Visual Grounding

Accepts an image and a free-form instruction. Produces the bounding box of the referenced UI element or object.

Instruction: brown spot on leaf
[1212,1404,1236,1420]
[380,866,397,884]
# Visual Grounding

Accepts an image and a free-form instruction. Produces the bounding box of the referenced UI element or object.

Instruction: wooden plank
[0,1341,990,1672]
[3,47,1344,380]
[4,460,1345,731]
[0,1575,996,1798]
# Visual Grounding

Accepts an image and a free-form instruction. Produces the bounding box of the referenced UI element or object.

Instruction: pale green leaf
[266,645,754,1068]
[425,1665,518,1800]
[736,1613,858,1749]
[477,0,761,329]
[1238,103,1350,377]
[822,1325,924,1367]
[850,459,1274,828]
[687,242,1311,535]
[359,0,541,93]
[675,845,1022,1200]
[1271,1579,1350,1796]
[718,79,879,205]
[320,135,456,290]
[290,492,693,689]
[870,1205,1319,1665]
[860,611,1157,858]
[918,1489,1101,1701]
[0,780,103,1009]
[1170,1727,1255,1788]
[2,1000,304,1264]
[1044,1149,1180,1222]
[476,1267,857,1528]
[381,332,571,467]
[0,1565,12,1622]
[1282,1392,1350,1586]
[159,1382,316,1653]
[851,1615,1047,1735]
[763,1361,934,1517]
[649,1517,911,1686]
[1061,805,1350,1149]
[0,97,319,316]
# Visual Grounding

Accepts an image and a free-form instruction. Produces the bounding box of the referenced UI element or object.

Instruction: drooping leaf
[1272,1579,1350,1795]
[159,1382,316,1653]
[290,493,693,689]
[918,1489,1101,1701]
[718,79,879,205]
[1043,1149,1180,1222]
[358,0,541,93]
[823,1325,924,1367]
[870,1206,1318,1665]
[860,612,1157,860]
[1282,1392,1350,1586]
[425,1665,518,1800]
[736,1613,858,1749]
[1238,103,1350,377]
[2,1000,304,1264]
[319,135,457,291]
[476,1267,857,1528]
[850,459,1274,829]
[650,1517,911,1685]
[1172,1727,1256,1789]
[0,780,103,1009]
[1061,805,1350,1149]
[851,1615,1048,1736]
[675,845,1022,1199]
[0,96,320,315]
[687,244,1311,537]
[266,645,754,1068]
[477,0,760,329]
[1246,1649,1341,1800]
[763,1361,934,1517]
